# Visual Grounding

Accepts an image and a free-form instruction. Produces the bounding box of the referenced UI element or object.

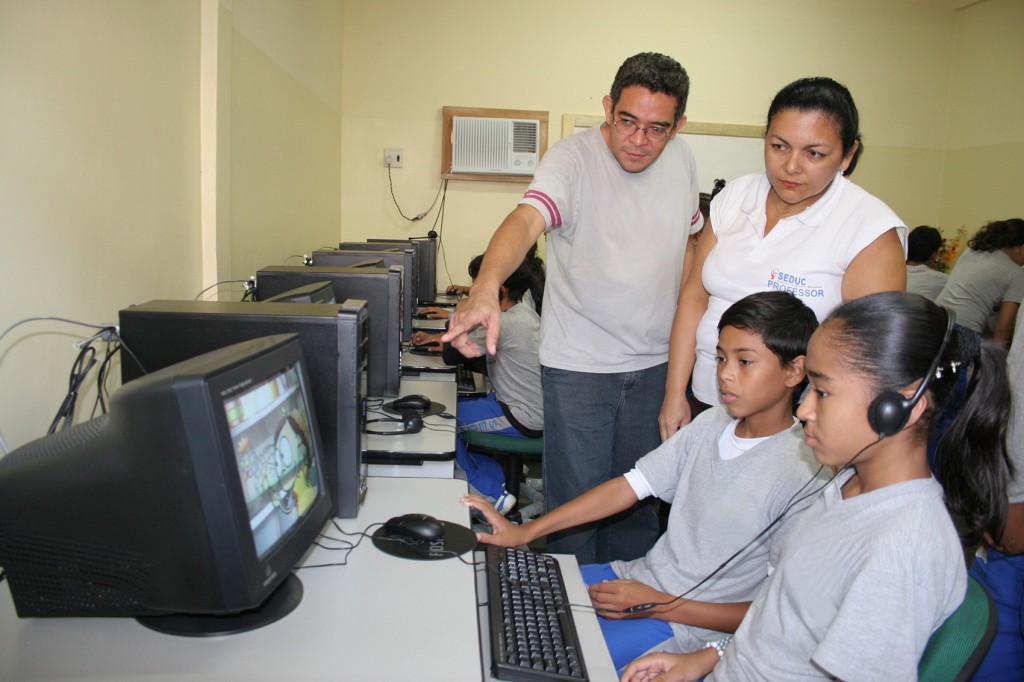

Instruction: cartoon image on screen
[223,365,322,559]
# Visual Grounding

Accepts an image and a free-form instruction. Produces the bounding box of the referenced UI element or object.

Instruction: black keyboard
[484,545,589,682]
[456,365,483,395]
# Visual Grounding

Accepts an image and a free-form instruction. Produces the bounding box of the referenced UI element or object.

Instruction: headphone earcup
[403,415,423,434]
[867,390,911,437]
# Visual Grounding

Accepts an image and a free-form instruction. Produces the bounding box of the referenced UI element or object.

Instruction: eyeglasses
[612,119,672,142]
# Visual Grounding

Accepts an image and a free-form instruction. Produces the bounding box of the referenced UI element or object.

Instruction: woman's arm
[841,228,907,301]
[660,226,715,441]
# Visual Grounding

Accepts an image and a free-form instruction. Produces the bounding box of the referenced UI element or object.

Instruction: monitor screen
[119,299,369,519]
[254,265,402,397]
[0,334,333,636]
[312,248,414,342]
[224,361,320,560]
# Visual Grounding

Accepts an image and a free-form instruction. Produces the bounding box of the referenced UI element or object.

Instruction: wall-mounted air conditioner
[451,116,540,176]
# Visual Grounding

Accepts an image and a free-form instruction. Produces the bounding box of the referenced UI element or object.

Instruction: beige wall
[0,0,343,451]
[1,0,1021,452]
[225,0,343,283]
[340,0,1023,279]
[0,0,201,451]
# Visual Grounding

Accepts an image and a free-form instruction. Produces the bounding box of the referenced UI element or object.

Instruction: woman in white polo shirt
[660,77,907,439]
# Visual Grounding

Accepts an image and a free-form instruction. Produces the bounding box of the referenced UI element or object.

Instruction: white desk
[0,477,616,681]
[364,377,458,478]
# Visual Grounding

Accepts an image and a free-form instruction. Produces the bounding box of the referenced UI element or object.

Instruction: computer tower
[254,265,403,398]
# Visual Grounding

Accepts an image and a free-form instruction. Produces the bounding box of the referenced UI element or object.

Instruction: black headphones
[866,309,956,437]
[364,411,424,436]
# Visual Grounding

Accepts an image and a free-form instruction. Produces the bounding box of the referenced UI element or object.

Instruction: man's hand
[441,289,502,357]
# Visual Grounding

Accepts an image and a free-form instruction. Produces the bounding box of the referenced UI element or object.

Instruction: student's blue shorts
[579,563,675,674]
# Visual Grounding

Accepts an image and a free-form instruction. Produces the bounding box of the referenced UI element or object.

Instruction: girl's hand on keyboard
[621,649,718,682]
[461,494,531,546]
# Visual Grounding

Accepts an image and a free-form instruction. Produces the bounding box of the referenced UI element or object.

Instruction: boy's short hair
[717,291,818,366]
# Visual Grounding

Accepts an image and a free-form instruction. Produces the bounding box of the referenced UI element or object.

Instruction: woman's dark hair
[609,52,690,122]
[767,77,863,175]
[907,225,944,263]
[823,291,1013,549]
[967,218,1024,252]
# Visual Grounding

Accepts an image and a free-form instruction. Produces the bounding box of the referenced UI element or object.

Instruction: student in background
[906,225,948,301]
[936,218,1024,345]
[443,256,543,515]
[623,292,1013,682]
[661,76,906,440]
[465,292,824,673]
[444,52,703,564]
[969,309,1024,681]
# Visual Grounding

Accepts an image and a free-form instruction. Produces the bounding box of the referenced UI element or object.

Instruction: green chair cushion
[461,431,543,455]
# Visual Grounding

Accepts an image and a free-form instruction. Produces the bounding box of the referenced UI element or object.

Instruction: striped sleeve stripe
[523,189,562,227]
[690,208,702,226]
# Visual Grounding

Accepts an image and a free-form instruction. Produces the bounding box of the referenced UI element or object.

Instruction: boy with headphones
[464,291,827,672]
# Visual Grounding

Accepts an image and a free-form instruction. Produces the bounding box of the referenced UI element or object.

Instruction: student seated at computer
[619,292,1013,682]
[443,242,546,302]
[464,291,825,672]
[439,255,544,515]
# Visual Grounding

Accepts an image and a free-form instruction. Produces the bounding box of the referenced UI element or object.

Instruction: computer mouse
[392,394,431,411]
[384,513,445,543]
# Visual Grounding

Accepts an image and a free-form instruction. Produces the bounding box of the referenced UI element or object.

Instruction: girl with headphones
[623,291,1013,681]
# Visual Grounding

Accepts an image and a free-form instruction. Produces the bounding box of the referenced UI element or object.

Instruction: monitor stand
[136,573,303,637]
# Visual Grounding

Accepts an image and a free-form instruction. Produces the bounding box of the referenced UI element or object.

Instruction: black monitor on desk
[0,334,332,636]
[255,265,402,398]
[119,299,369,519]
[311,248,415,343]
[341,236,437,303]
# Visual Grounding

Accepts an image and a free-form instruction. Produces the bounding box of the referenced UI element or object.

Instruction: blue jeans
[969,549,1024,681]
[542,364,666,563]
[455,394,514,500]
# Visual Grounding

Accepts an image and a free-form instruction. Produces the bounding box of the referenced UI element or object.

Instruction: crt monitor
[312,248,415,342]
[258,280,336,304]
[254,265,402,398]
[119,299,370,519]
[342,237,437,303]
[0,334,332,636]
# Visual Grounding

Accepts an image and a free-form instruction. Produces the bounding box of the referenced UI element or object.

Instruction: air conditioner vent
[452,116,540,176]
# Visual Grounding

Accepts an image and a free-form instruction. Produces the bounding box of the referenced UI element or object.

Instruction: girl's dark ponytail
[934,339,1015,550]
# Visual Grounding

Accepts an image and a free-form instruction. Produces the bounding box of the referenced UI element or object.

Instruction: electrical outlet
[384,148,403,168]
